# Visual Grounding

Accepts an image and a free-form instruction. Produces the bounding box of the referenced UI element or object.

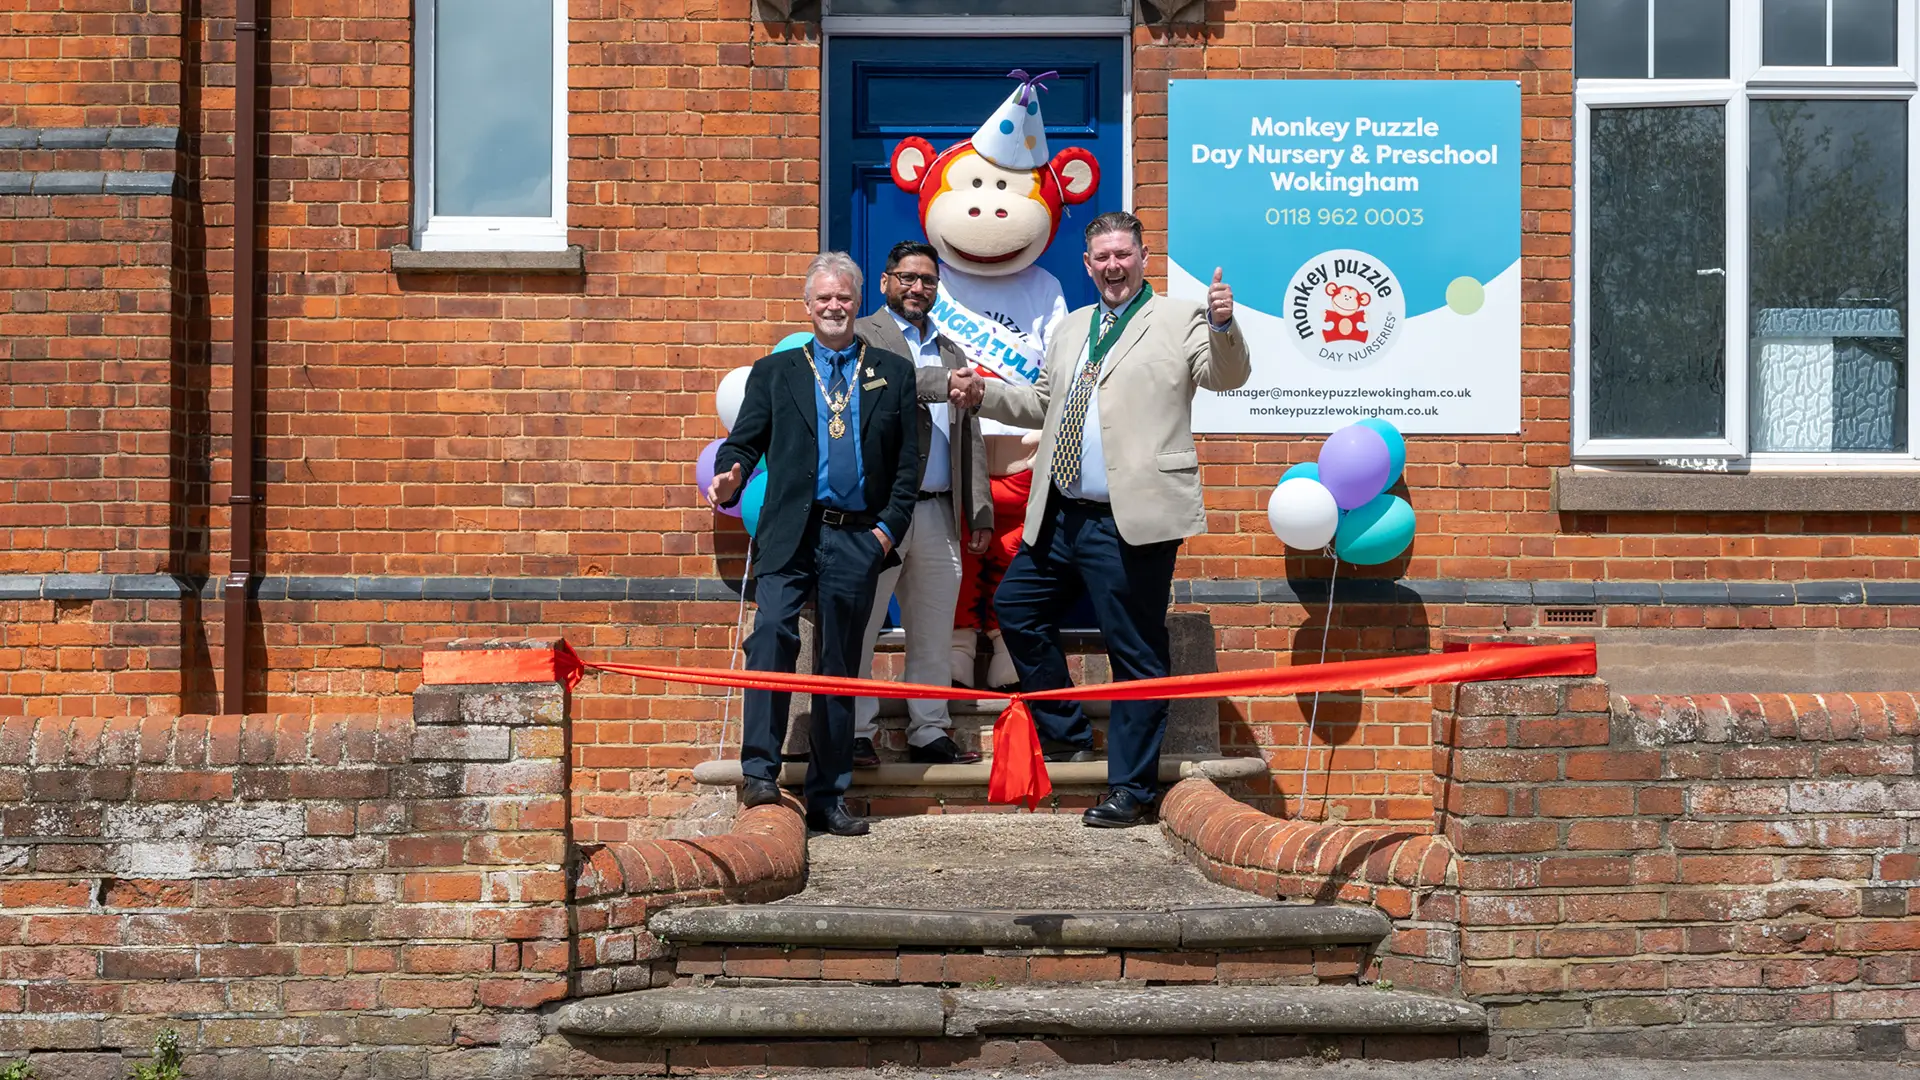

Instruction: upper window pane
[1835,0,1900,65]
[1749,100,1908,453]
[1588,106,1729,440]
[1576,0,1729,78]
[434,0,554,218]
[1655,0,1732,76]
[1765,0,1901,66]
[825,0,1127,12]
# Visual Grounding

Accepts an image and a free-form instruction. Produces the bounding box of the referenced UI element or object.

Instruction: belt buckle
[820,506,846,527]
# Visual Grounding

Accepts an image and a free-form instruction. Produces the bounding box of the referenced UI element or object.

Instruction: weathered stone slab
[1175,904,1392,948]
[650,904,1183,949]
[553,986,945,1038]
[945,985,1487,1036]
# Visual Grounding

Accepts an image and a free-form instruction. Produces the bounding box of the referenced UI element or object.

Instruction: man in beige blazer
[850,241,994,767]
[950,211,1249,827]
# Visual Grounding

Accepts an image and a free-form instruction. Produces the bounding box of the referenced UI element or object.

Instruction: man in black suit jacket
[708,252,920,836]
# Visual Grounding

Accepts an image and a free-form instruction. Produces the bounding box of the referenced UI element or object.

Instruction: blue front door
[826,35,1129,316]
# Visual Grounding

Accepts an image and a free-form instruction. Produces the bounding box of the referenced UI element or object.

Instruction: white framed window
[1574,0,1919,466]
[413,0,568,252]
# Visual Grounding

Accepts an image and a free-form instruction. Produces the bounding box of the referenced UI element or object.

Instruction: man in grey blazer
[850,241,994,766]
[950,211,1250,827]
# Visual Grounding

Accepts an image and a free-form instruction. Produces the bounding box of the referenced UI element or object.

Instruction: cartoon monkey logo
[1322,282,1371,343]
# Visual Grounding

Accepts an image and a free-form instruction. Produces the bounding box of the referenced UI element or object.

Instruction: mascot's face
[891,137,1100,279]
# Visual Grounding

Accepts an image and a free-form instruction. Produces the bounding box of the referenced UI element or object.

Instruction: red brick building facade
[3,0,1915,841]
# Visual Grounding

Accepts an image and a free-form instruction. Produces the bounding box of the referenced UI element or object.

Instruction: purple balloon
[1316,424,1393,510]
[695,438,744,519]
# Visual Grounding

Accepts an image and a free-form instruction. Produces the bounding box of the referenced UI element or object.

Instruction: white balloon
[1267,477,1341,550]
[715,367,753,432]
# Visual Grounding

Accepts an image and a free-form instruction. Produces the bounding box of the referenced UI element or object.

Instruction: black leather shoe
[1083,789,1153,828]
[805,805,870,836]
[908,735,982,765]
[852,737,880,768]
[1041,740,1100,763]
[740,778,781,808]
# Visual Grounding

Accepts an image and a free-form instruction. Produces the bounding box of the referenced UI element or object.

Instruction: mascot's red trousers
[956,469,1032,632]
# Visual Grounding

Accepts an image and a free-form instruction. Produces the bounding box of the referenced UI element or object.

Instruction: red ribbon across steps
[423,640,1597,810]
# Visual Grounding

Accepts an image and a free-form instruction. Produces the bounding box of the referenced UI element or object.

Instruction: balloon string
[1299,555,1339,818]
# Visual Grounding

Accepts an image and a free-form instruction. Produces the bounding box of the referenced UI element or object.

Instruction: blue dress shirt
[811,341,892,540]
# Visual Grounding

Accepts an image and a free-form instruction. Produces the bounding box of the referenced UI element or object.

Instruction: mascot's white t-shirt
[938,262,1069,437]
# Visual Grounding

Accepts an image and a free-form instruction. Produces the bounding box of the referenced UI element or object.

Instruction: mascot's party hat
[972,69,1056,172]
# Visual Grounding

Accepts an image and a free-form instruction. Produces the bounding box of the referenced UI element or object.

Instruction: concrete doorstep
[552,984,1488,1040]
[650,903,1393,950]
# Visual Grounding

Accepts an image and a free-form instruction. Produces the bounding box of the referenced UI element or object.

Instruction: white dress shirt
[890,308,949,492]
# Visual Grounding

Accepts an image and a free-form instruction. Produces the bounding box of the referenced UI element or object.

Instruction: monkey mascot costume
[889,70,1100,690]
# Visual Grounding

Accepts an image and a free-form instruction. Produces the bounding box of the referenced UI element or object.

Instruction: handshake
[947,368,985,410]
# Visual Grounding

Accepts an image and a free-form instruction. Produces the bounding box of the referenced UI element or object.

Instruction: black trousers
[993,490,1181,802]
[739,512,888,813]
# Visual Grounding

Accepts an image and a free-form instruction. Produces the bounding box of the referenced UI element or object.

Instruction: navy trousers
[992,490,1181,802]
[739,514,888,813]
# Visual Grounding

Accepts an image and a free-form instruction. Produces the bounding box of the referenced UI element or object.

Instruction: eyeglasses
[887,271,939,288]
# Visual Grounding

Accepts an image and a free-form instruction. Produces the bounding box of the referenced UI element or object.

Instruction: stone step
[651,902,1392,951]
[552,984,1487,1040]
[688,755,1266,788]
[871,697,1112,719]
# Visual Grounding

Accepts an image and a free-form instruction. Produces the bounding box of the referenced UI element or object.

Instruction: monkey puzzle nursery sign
[1169,80,1521,434]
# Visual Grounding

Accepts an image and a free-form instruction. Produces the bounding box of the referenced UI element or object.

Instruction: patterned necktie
[825,352,859,503]
[1051,309,1118,490]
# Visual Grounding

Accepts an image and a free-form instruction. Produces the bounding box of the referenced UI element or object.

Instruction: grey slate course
[1661,582,1730,605]
[1462,580,1532,604]
[112,575,187,599]
[1531,580,1597,604]
[0,129,34,148]
[358,576,424,600]
[420,578,491,601]
[1864,581,1920,605]
[1191,579,1261,604]
[103,171,174,195]
[492,578,561,600]
[629,579,699,600]
[559,577,628,601]
[32,171,106,194]
[250,576,288,600]
[34,128,115,148]
[1594,581,1663,604]
[107,126,181,148]
[1726,582,1795,606]
[694,577,747,601]
[0,578,40,600]
[43,574,112,599]
[0,174,33,195]
[1795,580,1864,604]
[1400,578,1467,603]
[286,576,356,600]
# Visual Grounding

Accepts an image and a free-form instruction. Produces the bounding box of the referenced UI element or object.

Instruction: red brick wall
[1436,680,1920,1057]
[3,2,1918,832]
[0,681,573,1074]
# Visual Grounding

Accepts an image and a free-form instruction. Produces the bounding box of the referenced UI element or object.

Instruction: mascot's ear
[890,137,939,194]
[1049,146,1100,206]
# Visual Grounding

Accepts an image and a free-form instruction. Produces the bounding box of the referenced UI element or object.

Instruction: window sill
[390,245,584,275]
[1554,467,1920,513]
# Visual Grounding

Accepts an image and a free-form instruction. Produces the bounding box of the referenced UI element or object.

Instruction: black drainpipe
[222,0,261,714]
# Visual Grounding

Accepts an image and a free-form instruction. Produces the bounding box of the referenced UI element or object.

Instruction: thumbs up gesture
[1207,267,1234,328]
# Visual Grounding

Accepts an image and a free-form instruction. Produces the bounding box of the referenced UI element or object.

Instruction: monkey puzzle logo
[1285,249,1405,370]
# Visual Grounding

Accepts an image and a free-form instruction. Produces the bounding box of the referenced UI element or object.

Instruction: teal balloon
[1356,417,1406,488]
[739,472,770,537]
[1280,461,1319,484]
[1333,494,1415,566]
[774,331,813,353]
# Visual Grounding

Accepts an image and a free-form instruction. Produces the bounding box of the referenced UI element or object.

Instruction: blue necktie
[826,355,858,503]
